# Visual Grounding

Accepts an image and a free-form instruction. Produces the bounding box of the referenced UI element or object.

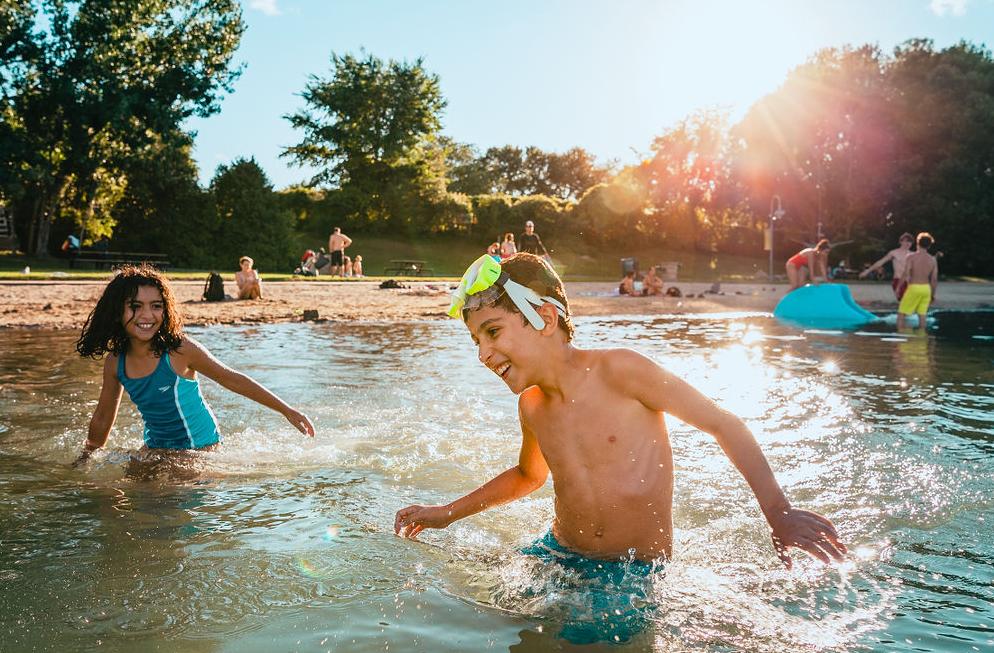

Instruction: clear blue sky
[186,0,994,188]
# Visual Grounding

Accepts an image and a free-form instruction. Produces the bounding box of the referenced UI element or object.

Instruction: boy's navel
[608,435,617,443]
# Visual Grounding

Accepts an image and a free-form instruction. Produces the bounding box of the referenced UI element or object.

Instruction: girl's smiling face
[122,285,165,343]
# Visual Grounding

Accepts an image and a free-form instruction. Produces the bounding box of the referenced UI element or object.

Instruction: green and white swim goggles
[448,255,567,330]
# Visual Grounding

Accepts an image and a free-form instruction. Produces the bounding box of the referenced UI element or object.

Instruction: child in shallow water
[395,253,847,641]
[73,265,314,466]
[395,253,846,564]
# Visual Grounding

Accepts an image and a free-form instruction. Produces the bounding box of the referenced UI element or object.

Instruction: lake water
[1,312,993,652]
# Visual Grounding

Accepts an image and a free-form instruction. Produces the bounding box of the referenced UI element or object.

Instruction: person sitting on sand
[859,232,914,300]
[73,265,314,468]
[897,232,938,331]
[786,239,831,290]
[395,253,846,578]
[352,254,363,277]
[235,256,263,299]
[618,270,636,296]
[296,250,318,277]
[643,266,664,296]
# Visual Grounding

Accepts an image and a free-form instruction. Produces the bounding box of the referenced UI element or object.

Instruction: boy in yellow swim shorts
[897,232,938,331]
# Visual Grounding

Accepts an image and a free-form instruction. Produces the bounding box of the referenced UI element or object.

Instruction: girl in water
[785,239,831,290]
[73,265,314,467]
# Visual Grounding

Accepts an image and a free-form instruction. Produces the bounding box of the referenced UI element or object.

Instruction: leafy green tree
[479,146,529,195]
[283,51,447,230]
[510,195,565,237]
[440,137,490,195]
[884,39,994,274]
[1,0,244,255]
[472,145,608,200]
[733,46,894,245]
[470,194,515,238]
[210,158,295,271]
[110,131,215,267]
[570,179,647,244]
[542,147,611,201]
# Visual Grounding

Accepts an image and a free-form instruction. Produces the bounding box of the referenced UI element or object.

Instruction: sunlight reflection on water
[1,312,993,651]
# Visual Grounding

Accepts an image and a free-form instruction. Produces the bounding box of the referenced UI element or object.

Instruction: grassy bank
[4,236,774,282]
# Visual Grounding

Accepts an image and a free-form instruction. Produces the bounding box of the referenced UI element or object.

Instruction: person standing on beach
[860,233,914,300]
[897,232,938,331]
[328,227,353,276]
[518,221,548,258]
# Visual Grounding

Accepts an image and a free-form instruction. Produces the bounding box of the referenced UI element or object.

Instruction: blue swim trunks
[519,530,661,644]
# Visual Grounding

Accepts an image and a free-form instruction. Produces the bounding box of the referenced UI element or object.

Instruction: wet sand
[1,278,992,330]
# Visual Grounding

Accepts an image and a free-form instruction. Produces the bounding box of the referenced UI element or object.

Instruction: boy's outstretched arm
[619,350,847,567]
[395,405,549,539]
[181,337,315,437]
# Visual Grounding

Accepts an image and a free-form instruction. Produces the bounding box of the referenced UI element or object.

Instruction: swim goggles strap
[448,255,567,330]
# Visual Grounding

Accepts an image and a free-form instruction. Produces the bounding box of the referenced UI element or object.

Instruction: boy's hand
[770,508,847,568]
[394,504,453,539]
[284,408,315,437]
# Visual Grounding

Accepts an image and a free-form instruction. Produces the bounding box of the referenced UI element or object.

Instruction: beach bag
[202,272,225,302]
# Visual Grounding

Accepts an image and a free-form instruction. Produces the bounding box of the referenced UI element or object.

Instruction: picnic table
[383,259,433,276]
[69,250,171,270]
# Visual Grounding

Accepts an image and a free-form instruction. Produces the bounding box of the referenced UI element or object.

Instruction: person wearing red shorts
[860,233,913,300]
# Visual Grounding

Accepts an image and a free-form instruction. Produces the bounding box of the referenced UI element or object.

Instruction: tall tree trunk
[26,197,40,255]
[29,177,70,256]
[33,200,54,257]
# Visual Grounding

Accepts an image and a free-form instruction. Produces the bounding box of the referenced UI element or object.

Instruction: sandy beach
[2,277,992,330]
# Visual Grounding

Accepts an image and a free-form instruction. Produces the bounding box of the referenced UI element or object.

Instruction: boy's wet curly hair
[491,253,575,342]
[76,265,184,358]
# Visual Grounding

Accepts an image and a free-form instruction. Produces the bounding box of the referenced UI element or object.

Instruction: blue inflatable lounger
[773,284,878,328]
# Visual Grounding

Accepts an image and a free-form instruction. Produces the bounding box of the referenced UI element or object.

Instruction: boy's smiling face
[465,303,550,394]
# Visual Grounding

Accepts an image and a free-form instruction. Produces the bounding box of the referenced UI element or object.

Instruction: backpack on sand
[202,272,225,302]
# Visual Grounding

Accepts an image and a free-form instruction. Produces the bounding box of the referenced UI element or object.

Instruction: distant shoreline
[1,280,992,330]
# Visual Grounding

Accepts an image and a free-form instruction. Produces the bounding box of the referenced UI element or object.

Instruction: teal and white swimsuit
[117,351,221,449]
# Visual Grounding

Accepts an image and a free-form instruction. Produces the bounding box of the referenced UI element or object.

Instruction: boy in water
[897,232,938,331]
[860,232,914,300]
[395,253,846,568]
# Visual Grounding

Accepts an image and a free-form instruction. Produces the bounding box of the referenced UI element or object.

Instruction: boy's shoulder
[517,348,656,415]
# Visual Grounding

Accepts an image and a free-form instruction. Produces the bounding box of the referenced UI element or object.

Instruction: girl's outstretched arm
[180,337,315,437]
[74,356,124,466]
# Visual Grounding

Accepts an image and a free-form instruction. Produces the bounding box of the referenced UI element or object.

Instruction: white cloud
[249,0,282,16]
[929,0,968,16]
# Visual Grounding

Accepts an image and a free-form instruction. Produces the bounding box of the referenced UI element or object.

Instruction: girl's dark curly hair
[76,265,184,359]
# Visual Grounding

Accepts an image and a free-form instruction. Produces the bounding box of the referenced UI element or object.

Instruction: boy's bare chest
[530,399,659,465]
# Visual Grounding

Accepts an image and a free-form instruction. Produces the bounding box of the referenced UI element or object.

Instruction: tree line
[2,3,992,274]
